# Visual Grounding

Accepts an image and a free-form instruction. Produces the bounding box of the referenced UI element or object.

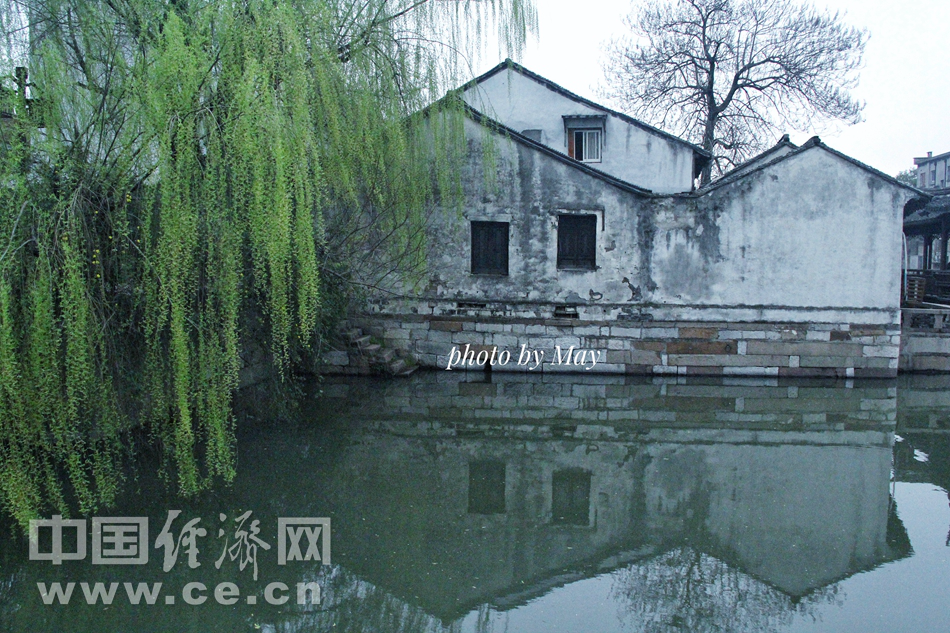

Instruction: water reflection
[0,373,943,633]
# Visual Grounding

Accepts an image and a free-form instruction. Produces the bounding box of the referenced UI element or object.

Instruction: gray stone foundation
[346,315,901,378]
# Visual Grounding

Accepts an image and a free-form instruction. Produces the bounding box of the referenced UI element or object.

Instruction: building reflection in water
[228,373,910,632]
[0,373,920,633]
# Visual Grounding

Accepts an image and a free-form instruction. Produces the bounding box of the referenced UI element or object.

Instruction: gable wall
[420,116,650,307]
[462,68,695,194]
[653,149,907,315]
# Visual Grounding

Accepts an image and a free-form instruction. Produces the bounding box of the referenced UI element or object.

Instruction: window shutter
[471,221,509,275]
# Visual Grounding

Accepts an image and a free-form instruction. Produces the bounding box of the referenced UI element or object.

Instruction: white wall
[462,68,696,194]
[649,148,911,322]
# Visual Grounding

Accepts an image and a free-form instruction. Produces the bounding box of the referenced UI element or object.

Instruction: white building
[355,61,926,377]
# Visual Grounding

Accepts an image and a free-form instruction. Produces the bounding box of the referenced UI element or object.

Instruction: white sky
[478,0,950,176]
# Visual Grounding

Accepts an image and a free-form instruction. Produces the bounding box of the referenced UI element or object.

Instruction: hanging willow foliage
[0,0,536,526]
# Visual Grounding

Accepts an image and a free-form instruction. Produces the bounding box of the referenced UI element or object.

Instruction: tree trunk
[700,113,716,186]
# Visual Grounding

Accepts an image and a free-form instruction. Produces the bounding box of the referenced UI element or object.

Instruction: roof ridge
[713,134,799,181]
[697,137,927,196]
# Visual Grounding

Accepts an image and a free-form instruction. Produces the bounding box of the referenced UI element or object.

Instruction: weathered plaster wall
[461,68,696,194]
[408,120,912,329]
[651,149,908,322]
[422,117,651,310]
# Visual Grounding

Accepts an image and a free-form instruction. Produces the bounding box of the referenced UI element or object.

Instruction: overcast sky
[479,0,950,176]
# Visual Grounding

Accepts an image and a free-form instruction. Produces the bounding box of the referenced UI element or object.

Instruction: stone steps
[330,325,418,377]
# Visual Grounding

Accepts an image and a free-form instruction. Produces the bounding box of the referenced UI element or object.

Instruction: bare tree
[602,0,867,184]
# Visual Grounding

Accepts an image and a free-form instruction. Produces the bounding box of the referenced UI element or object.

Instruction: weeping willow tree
[0,0,536,527]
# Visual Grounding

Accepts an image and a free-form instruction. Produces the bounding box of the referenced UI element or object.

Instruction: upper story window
[570,129,602,162]
[563,114,606,164]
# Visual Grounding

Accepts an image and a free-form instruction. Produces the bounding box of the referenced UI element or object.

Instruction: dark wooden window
[557,214,596,270]
[551,468,591,525]
[468,461,506,514]
[471,221,509,275]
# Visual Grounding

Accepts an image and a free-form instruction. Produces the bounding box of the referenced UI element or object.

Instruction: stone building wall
[346,314,902,378]
[899,330,950,372]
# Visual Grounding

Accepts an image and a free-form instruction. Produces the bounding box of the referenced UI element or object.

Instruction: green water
[1,372,948,632]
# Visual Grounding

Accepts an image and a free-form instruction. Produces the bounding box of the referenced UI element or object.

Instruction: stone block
[746,340,862,357]
[630,350,662,365]
[642,327,678,339]
[430,320,463,332]
[459,382,496,396]
[851,326,886,337]
[853,368,898,378]
[474,322,506,333]
[910,355,950,371]
[778,367,839,378]
[427,330,455,343]
[723,366,779,376]
[493,334,520,348]
[685,366,724,376]
[606,350,630,364]
[624,364,655,375]
[610,326,642,338]
[323,350,350,366]
[573,326,604,336]
[720,329,767,339]
[552,337,582,349]
[778,327,807,340]
[583,336,610,348]
[667,354,787,367]
[667,340,737,355]
[798,355,855,368]
[679,327,717,339]
[862,344,899,359]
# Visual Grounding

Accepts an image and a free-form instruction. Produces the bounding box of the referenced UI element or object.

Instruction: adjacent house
[915,150,950,190]
[902,150,949,274]
[353,60,925,377]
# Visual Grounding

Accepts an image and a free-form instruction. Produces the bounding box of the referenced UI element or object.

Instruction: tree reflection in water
[612,548,841,633]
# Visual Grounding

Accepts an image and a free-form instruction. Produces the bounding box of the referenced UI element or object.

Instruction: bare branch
[601,0,867,184]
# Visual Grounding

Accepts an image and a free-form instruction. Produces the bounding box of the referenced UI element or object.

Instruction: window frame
[556,214,597,271]
[568,128,602,163]
[470,220,510,276]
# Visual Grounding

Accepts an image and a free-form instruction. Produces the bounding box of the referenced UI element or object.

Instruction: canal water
[1,372,949,632]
